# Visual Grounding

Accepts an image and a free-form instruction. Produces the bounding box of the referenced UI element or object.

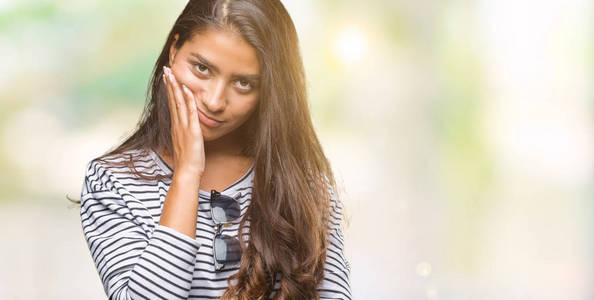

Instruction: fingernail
[182,84,190,94]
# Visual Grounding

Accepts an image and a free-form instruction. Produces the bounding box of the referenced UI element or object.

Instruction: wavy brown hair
[71,0,341,298]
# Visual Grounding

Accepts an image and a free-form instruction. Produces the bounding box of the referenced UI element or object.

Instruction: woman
[79,0,351,299]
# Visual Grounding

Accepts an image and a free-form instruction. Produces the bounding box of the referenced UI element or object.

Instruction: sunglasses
[210,189,243,271]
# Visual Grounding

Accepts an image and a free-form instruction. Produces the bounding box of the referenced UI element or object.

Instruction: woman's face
[168,27,260,143]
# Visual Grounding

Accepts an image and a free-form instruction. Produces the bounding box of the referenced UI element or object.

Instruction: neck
[204,131,244,158]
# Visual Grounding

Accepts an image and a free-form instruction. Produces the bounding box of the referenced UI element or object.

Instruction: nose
[202,78,226,113]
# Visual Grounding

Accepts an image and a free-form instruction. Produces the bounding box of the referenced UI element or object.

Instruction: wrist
[173,169,202,185]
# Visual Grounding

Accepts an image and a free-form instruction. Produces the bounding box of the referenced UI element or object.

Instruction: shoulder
[83,148,163,193]
[91,148,166,174]
[91,148,153,169]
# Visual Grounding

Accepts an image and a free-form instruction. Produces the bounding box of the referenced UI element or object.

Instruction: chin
[200,126,227,142]
[200,121,246,143]
[200,130,216,142]
[202,134,218,142]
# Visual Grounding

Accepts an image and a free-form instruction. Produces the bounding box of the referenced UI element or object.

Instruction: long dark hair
[73,1,341,298]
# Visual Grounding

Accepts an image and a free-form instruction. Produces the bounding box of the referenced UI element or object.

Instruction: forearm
[81,161,202,300]
[159,170,202,239]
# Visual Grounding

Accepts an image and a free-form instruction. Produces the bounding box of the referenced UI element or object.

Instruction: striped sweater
[79,148,351,299]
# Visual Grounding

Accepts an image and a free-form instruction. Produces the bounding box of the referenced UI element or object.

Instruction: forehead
[180,28,260,74]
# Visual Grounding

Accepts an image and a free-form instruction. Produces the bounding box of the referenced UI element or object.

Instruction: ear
[169,33,180,67]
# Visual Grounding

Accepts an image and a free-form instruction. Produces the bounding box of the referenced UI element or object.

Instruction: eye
[235,79,252,90]
[194,63,210,76]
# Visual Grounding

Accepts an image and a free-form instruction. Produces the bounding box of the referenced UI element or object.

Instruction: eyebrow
[189,52,261,81]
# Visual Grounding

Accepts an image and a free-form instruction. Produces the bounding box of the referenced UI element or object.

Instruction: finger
[163,69,179,127]
[167,67,188,127]
[182,84,201,132]
[164,68,179,127]
[164,73,180,151]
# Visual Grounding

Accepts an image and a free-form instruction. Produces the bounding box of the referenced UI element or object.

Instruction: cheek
[169,64,203,92]
[180,75,207,96]
[224,98,257,123]
[236,95,259,118]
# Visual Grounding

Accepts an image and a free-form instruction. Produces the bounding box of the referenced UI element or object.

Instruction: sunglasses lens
[214,234,242,265]
[211,195,241,223]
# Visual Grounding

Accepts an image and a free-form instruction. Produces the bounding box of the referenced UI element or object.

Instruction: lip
[197,109,223,128]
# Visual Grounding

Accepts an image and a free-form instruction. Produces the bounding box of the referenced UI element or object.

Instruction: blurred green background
[0,0,592,299]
